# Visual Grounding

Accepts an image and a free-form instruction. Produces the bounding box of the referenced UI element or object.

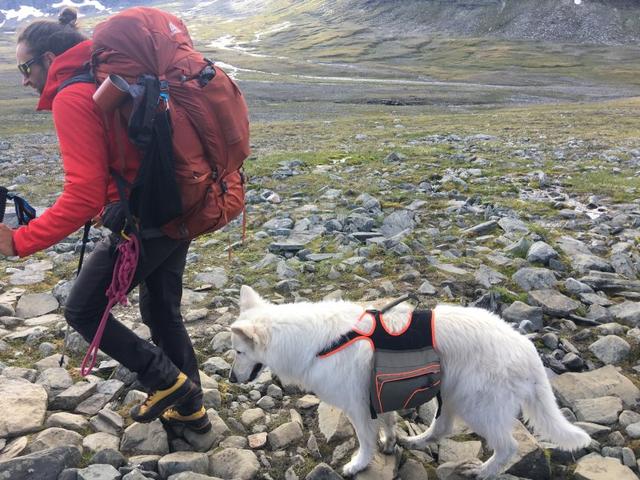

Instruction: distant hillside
[344,0,640,45]
[2,0,639,45]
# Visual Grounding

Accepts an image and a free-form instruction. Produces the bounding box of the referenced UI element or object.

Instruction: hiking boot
[161,406,212,433]
[130,372,198,423]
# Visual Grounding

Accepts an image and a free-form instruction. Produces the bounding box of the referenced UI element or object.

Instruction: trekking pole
[0,187,8,224]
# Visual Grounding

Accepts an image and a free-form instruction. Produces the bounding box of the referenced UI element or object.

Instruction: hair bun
[58,7,78,27]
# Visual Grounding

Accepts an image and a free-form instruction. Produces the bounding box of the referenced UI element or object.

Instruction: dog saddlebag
[369,309,441,417]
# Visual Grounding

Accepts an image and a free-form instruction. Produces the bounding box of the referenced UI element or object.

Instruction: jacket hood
[37,39,92,111]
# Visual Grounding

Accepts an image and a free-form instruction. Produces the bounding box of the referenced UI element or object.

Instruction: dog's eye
[236,350,243,356]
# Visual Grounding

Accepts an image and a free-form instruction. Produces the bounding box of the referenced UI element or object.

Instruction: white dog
[229,286,590,478]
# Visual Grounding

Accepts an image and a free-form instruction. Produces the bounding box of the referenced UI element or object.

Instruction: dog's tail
[522,365,591,451]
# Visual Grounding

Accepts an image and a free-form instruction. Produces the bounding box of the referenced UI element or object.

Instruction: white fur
[230,286,591,478]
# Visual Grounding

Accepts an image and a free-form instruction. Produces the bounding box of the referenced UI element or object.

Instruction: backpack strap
[57,72,95,93]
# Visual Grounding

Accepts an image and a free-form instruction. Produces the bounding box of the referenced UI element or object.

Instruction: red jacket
[13,40,141,257]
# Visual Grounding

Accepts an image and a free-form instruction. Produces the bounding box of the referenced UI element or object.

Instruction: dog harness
[318,296,442,419]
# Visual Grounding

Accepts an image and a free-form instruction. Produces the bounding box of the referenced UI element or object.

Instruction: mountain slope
[2,0,639,45]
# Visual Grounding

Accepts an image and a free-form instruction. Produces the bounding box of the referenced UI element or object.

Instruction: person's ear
[41,51,56,68]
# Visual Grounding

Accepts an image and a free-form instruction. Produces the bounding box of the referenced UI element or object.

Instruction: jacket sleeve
[12,86,110,257]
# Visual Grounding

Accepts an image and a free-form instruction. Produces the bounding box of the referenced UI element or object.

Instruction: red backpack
[89,7,249,240]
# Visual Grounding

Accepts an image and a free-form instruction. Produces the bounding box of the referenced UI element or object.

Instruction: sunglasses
[18,54,43,77]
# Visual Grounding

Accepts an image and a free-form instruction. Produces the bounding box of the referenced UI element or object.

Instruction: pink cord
[80,234,140,376]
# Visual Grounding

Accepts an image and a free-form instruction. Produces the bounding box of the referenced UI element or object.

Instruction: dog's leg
[342,408,379,477]
[458,407,518,479]
[378,412,396,454]
[398,403,454,450]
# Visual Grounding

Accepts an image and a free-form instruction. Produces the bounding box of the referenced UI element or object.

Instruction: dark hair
[17,7,86,56]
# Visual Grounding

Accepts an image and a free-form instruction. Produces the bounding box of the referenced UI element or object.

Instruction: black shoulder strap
[317,330,362,357]
[57,72,95,93]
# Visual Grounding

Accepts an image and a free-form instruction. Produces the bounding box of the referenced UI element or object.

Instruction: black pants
[65,233,202,412]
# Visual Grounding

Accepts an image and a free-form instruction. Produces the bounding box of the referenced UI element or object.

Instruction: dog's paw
[378,434,396,454]
[458,459,492,479]
[342,460,367,477]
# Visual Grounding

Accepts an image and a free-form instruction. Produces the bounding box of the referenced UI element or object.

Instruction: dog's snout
[229,370,238,383]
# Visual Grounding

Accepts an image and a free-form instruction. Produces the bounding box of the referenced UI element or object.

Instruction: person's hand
[0,224,16,256]
[92,215,103,228]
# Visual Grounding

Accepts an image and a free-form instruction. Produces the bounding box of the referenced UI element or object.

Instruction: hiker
[0,7,212,433]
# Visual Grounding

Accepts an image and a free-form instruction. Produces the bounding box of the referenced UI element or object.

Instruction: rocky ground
[1,7,640,475]
[1,100,640,479]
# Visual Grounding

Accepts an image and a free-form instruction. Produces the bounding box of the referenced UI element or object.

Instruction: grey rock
[574,453,638,480]
[318,402,354,443]
[528,289,581,317]
[418,280,436,295]
[381,210,415,238]
[609,301,640,327]
[398,458,428,480]
[89,449,125,469]
[562,352,584,370]
[209,331,232,353]
[120,420,169,456]
[462,220,498,236]
[579,271,640,294]
[76,393,114,416]
[587,304,612,323]
[241,408,265,427]
[625,422,640,439]
[552,365,640,409]
[526,241,559,264]
[502,301,543,329]
[565,278,595,295]
[618,410,640,428]
[77,464,121,480]
[474,265,506,289]
[127,455,161,472]
[52,382,97,411]
[0,436,28,462]
[27,427,83,453]
[498,217,529,234]
[202,357,231,376]
[90,409,124,436]
[267,421,303,450]
[438,439,482,463]
[1,366,36,382]
[574,396,623,424]
[589,335,631,364]
[0,377,47,437]
[356,193,381,212]
[208,448,259,480]
[611,253,636,279]
[168,473,222,480]
[46,412,91,433]
[504,422,550,479]
[0,446,81,480]
[83,433,120,454]
[194,268,227,289]
[305,463,342,480]
[158,452,209,478]
[621,447,636,468]
[354,452,398,479]
[512,268,557,291]
[15,292,59,318]
[504,236,533,258]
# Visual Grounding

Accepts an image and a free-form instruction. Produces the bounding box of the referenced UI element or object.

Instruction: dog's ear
[239,285,266,312]
[231,322,268,349]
